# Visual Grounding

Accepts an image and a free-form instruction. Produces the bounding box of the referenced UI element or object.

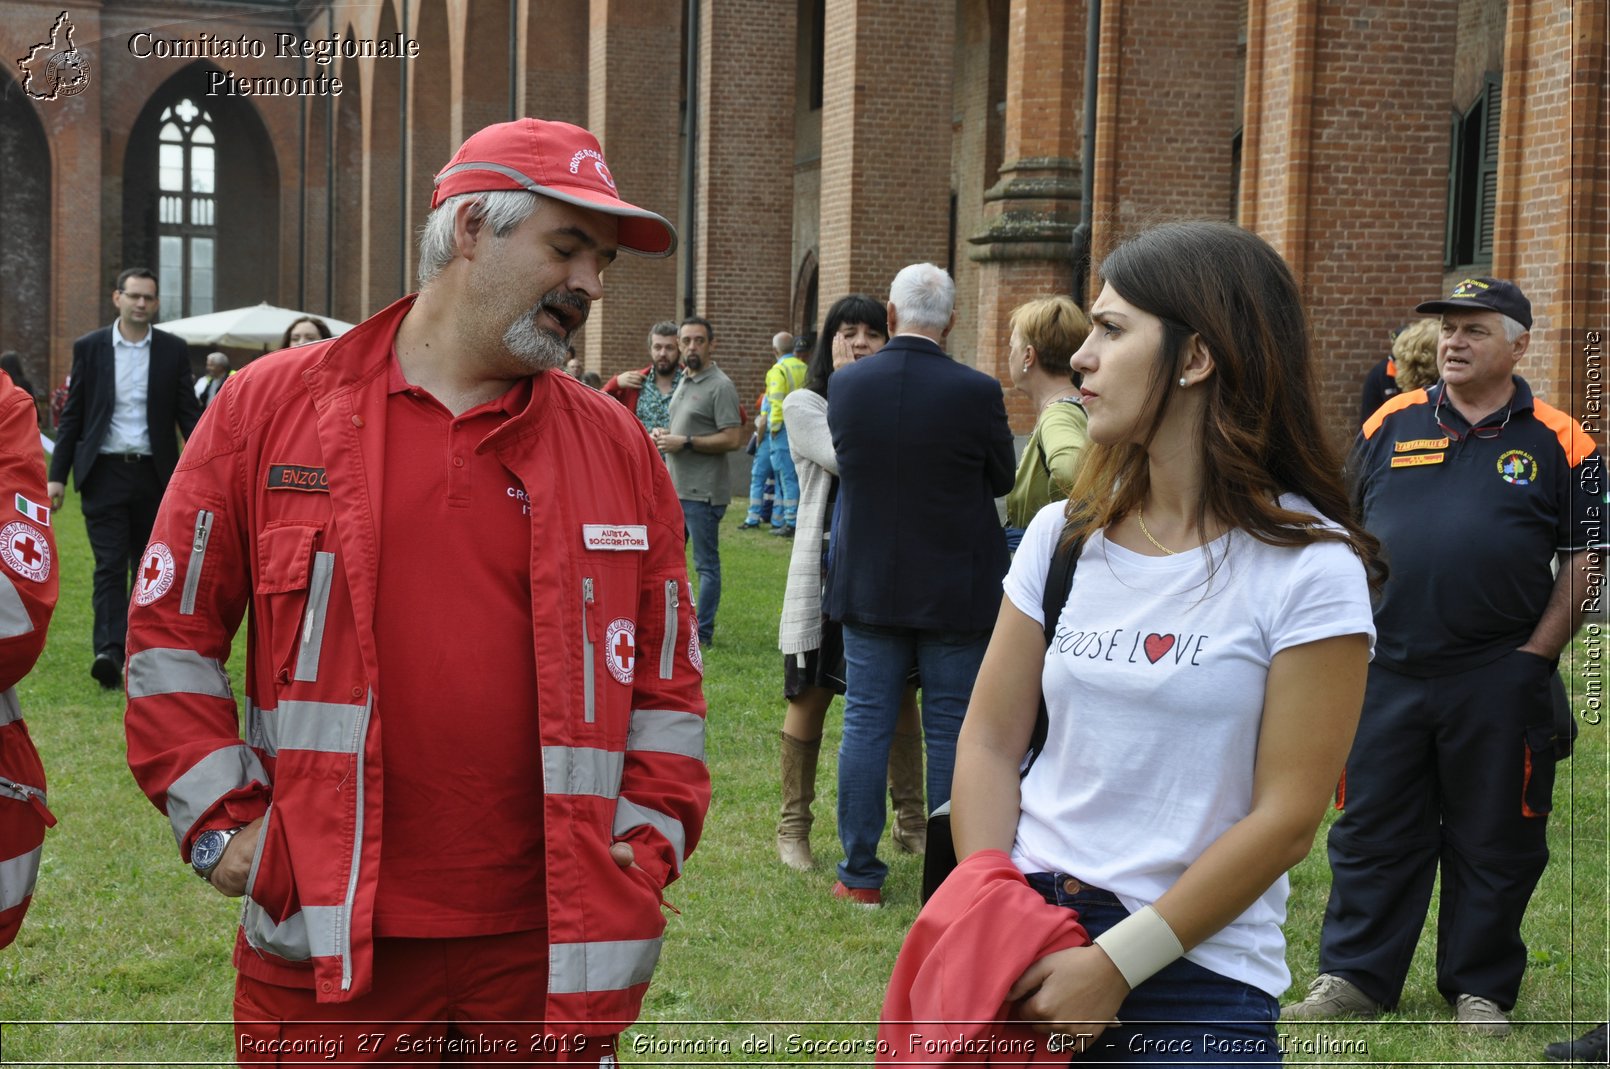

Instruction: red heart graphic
[1143,634,1175,663]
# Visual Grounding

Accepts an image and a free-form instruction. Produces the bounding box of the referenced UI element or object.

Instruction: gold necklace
[1135,505,1176,555]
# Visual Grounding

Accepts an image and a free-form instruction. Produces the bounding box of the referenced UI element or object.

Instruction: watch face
[192,830,226,873]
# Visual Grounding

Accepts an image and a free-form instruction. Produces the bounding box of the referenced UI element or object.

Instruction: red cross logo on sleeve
[0,521,50,583]
[133,541,176,606]
[14,535,41,568]
[604,618,636,685]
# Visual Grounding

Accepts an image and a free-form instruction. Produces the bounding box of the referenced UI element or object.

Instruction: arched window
[156,98,216,316]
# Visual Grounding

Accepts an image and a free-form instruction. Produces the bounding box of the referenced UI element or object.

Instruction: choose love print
[1052,626,1209,666]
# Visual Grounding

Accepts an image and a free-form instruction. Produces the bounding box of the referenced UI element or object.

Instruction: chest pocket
[255,523,336,687]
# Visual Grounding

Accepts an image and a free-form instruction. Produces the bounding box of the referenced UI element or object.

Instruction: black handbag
[920,527,1085,903]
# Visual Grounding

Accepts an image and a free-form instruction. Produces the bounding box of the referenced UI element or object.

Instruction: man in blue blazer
[48,268,201,688]
[824,262,1015,906]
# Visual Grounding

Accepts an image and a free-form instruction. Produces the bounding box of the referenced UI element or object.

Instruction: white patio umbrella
[156,302,355,349]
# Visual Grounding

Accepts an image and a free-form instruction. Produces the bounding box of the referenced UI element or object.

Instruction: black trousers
[79,455,162,659]
[1317,651,1558,1011]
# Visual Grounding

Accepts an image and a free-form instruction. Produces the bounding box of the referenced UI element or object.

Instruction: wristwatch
[191,826,243,880]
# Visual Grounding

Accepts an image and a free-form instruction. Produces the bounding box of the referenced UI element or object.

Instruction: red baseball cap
[432,118,676,258]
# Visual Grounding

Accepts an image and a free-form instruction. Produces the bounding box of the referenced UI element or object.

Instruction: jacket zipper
[582,577,597,723]
[1,779,57,826]
[179,510,214,616]
[660,580,679,680]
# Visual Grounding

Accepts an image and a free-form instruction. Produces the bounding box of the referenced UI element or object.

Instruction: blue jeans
[744,434,775,525]
[836,623,988,889]
[769,425,799,528]
[1026,874,1281,1065]
[680,499,725,644]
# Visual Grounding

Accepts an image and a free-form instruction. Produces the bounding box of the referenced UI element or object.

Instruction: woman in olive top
[1004,296,1091,552]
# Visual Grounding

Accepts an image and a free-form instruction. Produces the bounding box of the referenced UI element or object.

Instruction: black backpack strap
[1023,524,1083,775]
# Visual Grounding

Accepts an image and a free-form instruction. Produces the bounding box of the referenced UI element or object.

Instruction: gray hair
[1500,314,1527,343]
[649,320,678,343]
[889,263,955,332]
[416,190,541,287]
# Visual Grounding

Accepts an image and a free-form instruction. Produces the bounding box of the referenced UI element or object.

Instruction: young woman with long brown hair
[946,221,1381,1062]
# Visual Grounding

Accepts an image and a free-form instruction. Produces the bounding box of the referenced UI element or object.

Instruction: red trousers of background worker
[234,929,617,1066]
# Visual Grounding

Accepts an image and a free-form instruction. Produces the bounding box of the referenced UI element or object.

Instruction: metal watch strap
[192,826,242,879]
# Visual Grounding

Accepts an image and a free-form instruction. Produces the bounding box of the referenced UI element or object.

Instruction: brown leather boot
[778,732,820,870]
[888,729,927,854]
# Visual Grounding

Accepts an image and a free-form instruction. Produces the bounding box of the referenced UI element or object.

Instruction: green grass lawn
[1,498,1605,1065]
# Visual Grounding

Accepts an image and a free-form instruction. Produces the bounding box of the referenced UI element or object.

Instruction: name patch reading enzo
[582,524,649,551]
[267,464,330,492]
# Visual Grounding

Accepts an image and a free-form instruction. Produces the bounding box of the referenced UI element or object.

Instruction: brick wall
[1492,0,1591,409]
[1241,0,1457,450]
[586,0,682,379]
[693,0,797,407]
[366,2,405,314]
[818,0,956,320]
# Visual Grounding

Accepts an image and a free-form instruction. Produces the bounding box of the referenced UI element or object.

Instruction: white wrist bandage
[1093,905,1184,989]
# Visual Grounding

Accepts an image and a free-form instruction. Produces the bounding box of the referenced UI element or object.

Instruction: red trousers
[234,929,616,1066]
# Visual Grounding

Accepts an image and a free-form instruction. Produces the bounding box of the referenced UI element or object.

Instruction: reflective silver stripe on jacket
[0,576,33,639]
[627,709,705,762]
[126,648,233,700]
[542,746,624,798]
[240,900,344,962]
[292,551,335,682]
[612,798,687,872]
[0,688,20,727]
[164,744,270,845]
[249,699,366,757]
[548,938,663,995]
[0,845,41,912]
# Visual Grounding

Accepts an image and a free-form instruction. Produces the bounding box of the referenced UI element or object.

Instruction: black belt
[103,453,153,463]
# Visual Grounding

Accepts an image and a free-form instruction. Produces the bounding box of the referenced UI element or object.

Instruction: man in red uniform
[124,119,709,1064]
[0,366,59,949]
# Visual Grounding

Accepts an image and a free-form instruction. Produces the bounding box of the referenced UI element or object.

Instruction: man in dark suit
[824,262,1015,906]
[48,268,201,688]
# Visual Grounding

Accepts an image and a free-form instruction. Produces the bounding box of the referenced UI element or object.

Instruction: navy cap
[1416,276,1532,331]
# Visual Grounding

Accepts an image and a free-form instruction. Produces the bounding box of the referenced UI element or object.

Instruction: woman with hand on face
[947,222,1380,1062]
[775,295,926,871]
[1003,296,1091,553]
[279,316,332,350]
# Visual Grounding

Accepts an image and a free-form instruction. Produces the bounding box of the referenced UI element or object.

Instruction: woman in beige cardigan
[775,295,924,871]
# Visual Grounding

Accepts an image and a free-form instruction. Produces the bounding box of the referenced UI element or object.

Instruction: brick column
[1245,0,1457,446]
[818,0,955,325]
[1492,0,1606,404]
[586,0,682,376]
[969,0,1084,430]
[692,0,797,407]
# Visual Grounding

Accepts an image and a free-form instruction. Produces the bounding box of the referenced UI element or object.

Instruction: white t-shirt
[1004,497,1375,997]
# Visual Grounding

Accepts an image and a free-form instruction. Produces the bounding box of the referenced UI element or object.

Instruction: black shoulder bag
[919,526,1085,903]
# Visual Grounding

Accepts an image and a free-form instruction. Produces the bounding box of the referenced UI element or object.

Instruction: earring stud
[1178,377,1187,387]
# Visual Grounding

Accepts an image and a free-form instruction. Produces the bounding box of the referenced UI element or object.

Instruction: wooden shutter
[1474,74,1502,262]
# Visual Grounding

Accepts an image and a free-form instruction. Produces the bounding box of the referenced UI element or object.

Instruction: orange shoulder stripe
[1532,399,1598,467]
[1362,388,1430,440]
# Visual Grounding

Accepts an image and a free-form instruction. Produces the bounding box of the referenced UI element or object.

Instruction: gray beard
[502,306,569,373]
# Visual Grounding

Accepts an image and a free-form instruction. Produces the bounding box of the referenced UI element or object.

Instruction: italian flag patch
[15,494,48,527]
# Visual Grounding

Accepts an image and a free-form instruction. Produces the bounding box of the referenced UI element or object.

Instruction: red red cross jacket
[0,373,59,950]
[880,850,1090,1064]
[124,297,710,1022]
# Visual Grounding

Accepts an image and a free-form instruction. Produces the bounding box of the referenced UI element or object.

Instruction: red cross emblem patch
[0,521,50,583]
[604,618,636,685]
[134,541,176,606]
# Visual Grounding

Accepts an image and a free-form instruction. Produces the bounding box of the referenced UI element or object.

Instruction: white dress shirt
[102,320,152,456]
